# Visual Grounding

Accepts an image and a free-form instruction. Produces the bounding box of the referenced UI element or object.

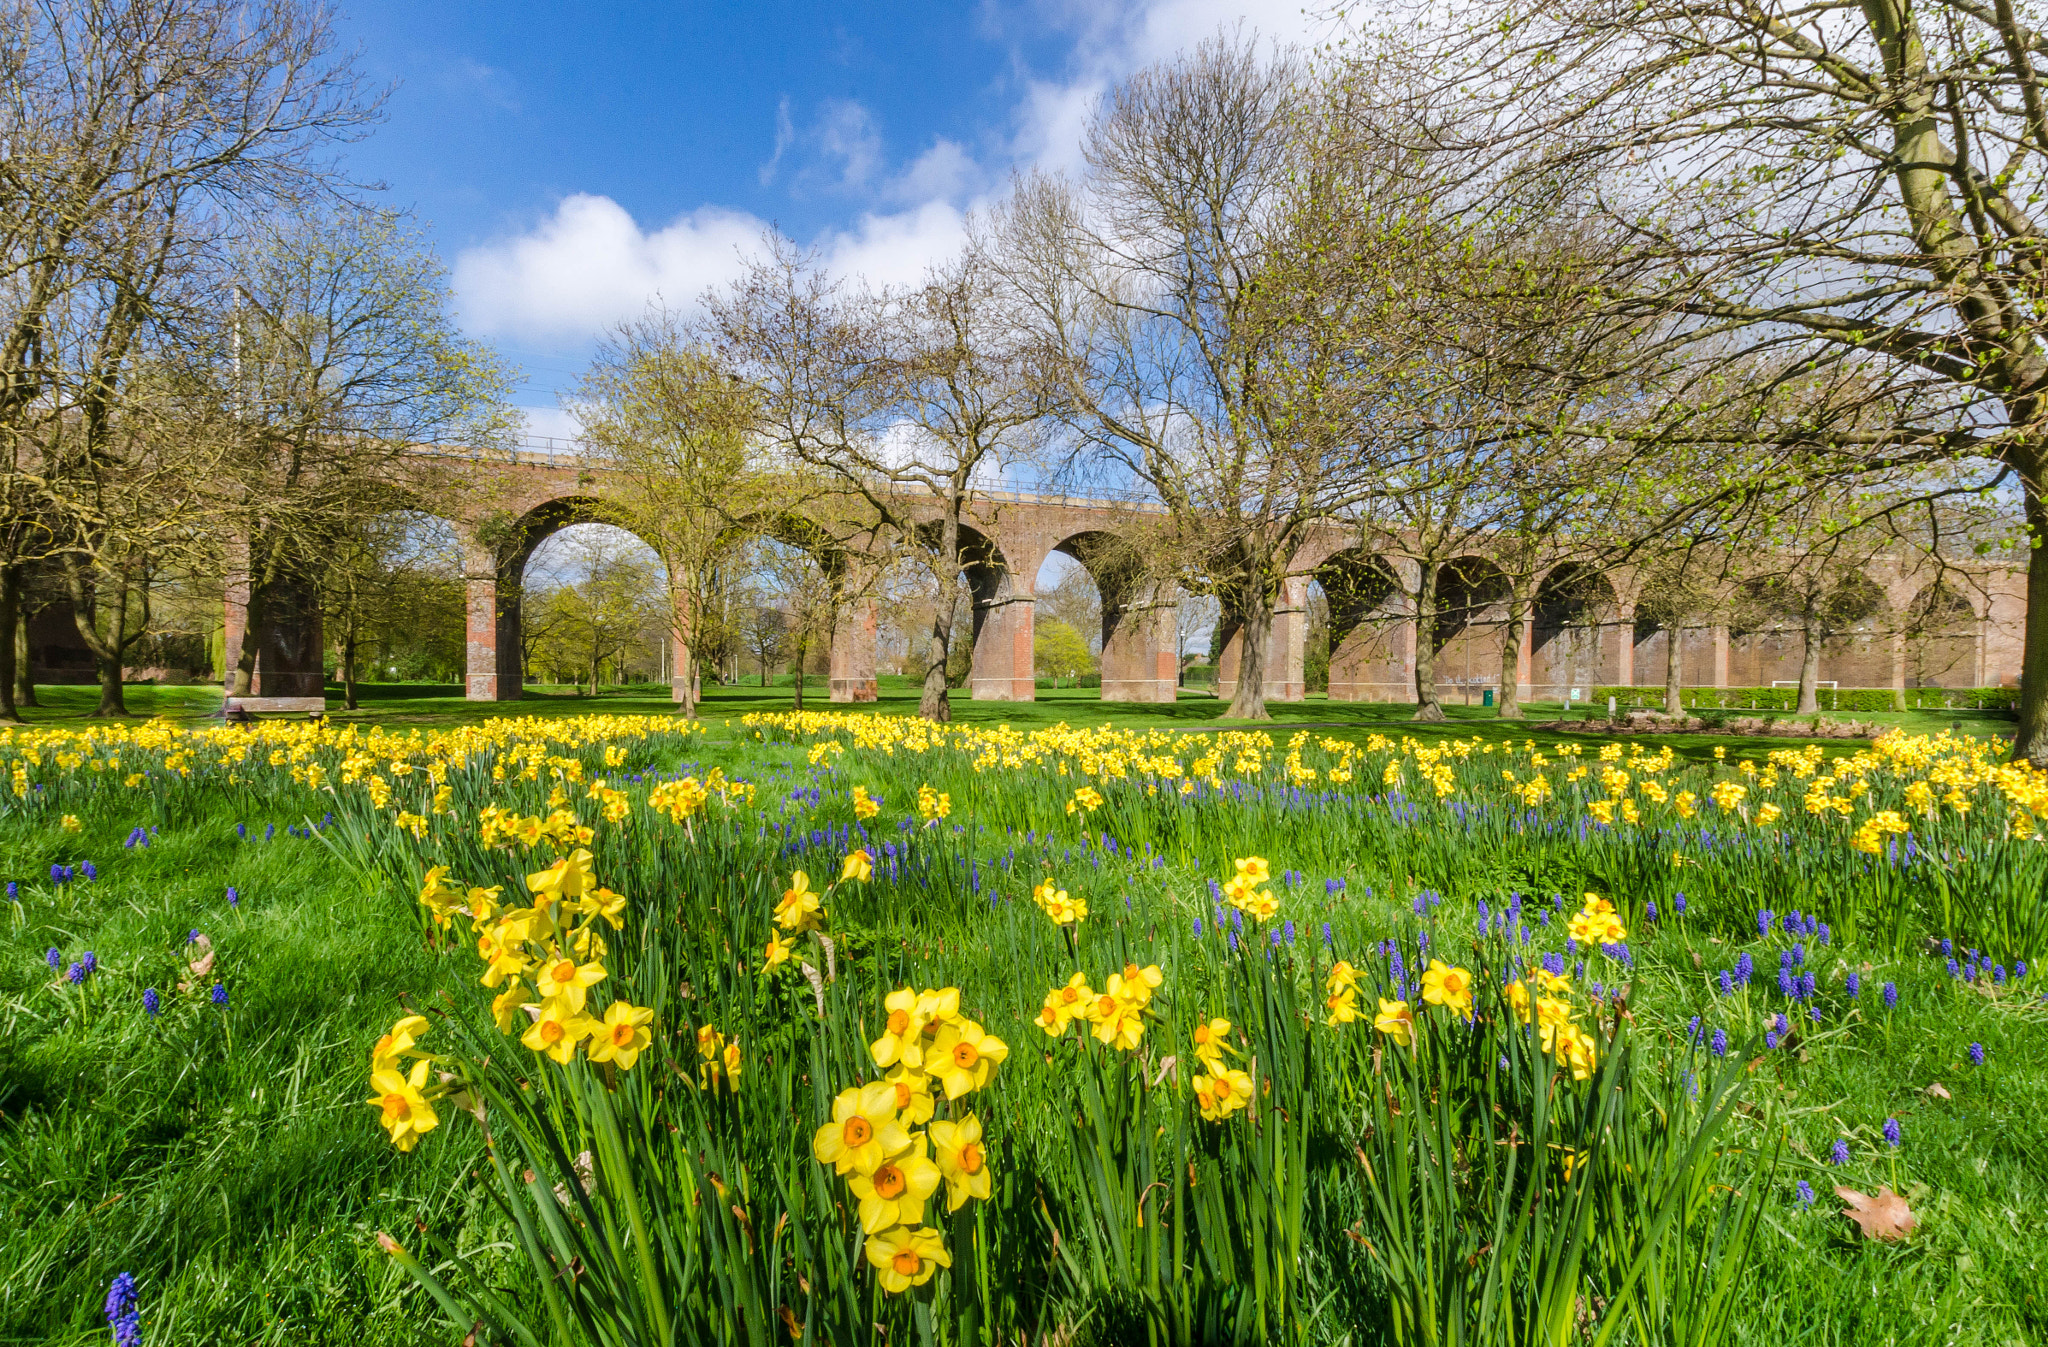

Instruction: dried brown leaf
[1835,1185,1918,1241]
[1924,1082,1951,1100]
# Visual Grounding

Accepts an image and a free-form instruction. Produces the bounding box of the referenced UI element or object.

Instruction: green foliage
[1033,617,1097,681]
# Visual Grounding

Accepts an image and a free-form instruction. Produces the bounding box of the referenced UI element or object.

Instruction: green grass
[3,707,2045,1343]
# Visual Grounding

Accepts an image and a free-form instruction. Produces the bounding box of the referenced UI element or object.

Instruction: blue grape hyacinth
[105,1271,140,1347]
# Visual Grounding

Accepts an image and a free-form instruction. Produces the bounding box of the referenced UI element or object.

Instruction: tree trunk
[1412,564,1446,721]
[14,603,37,708]
[920,517,962,723]
[1225,578,1273,721]
[0,567,19,722]
[1664,623,1684,716]
[1495,589,1528,719]
[341,624,358,711]
[232,581,266,697]
[2016,471,2048,765]
[792,633,807,711]
[1796,611,1822,714]
[83,584,130,717]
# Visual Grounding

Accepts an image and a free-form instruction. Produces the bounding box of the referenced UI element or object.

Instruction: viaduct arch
[209,444,2028,711]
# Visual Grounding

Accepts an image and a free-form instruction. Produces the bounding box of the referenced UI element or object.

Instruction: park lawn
[0,711,2043,1344]
[0,708,2039,1334]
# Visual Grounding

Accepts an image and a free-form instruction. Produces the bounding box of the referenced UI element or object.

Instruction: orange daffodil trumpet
[818,985,1004,1294]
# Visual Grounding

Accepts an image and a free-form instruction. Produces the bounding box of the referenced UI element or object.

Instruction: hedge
[1588,685,2018,713]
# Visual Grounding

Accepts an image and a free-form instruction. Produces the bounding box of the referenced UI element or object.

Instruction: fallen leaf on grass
[1835,1185,1918,1241]
[1924,1082,1951,1100]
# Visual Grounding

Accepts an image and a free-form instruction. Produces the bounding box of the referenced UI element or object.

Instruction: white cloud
[517,405,585,443]
[457,193,969,342]
[810,99,886,192]
[888,137,981,205]
[759,96,796,185]
[454,194,764,340]
[454,1,1327,345]
[823,200,970,289]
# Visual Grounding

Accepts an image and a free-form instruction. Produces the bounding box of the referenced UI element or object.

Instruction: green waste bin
[1482,688,1494,708]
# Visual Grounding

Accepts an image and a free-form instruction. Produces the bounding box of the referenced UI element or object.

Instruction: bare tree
[1001,37,1418,719]
[713,233,1058,722]
[218,206,514,702]
[0,0,378,716]
[578,307,842,717]
[1370,0,2048,759]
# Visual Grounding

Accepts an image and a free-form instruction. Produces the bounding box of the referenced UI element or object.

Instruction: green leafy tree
[1033,616,1096,684]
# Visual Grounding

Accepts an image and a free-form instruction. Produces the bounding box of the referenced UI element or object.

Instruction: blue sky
[331,0,1321,434]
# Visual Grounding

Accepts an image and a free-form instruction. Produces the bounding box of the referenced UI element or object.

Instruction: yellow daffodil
[1326,961,1362,992]
[928,1114,992,1211]
[1192,1068,1254,1122]
[852,785,881,819]
[60,814,80,833]
[1555,1021,1598,1080]
[490,981,534,1034]
[871,987,929,1069]
[475,929,530,988]
[927,1018,1009,1098]
[521,998,596,1064]
[464,885,504,930]
[1374,998,1415,1048]
[368,1057,439,1151]
[776,871,824,933]
[1190,1016,1236,1068]
[587,1001,655,1070]
[527,848,596,902]
[1036,973,1093,1036]
[1086,988,1146,1051]
[1325,986,1362,1026]
[371,1014,430,1072]
[582,886,628,929]
[1420,959,1474,1018]
[848,1135,943,1233]
[883,1062,936,1125]
[1535,997,1576,1054]
[865,1224,950,1293]
[532,954,608,1012]
[1232,855,1271,886]
[763,934,795,969]
[915,986,962,1026]
[1113,963,1163,1007]
[1505,978,1532,1023]
[812,1082,910,1177]
[841,848,874,882]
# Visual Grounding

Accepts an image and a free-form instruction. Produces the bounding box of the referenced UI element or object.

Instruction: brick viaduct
[200,444,2025,712]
